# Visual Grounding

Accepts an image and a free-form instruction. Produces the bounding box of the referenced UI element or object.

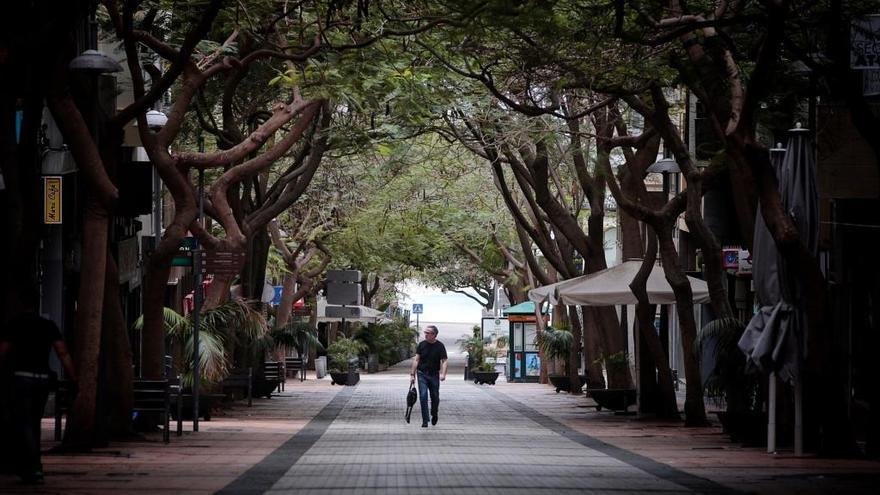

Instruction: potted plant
[586,352,637,411]
[462,328,500,385]
[326,337,367,386]
[459,327,485,380]
[134,304,250,419]
[534,325,585,393]
[472,360,500,384]
[696,317,764,445]
[264,321,323,394]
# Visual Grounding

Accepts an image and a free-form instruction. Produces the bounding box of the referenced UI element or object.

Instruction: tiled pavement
[2,349,878,494]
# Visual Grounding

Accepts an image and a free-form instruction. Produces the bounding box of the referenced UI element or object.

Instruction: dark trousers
[11,376,50,476]
[416,371,440,424]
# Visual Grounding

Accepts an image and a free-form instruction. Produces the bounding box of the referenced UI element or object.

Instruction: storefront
[504,301,547,382]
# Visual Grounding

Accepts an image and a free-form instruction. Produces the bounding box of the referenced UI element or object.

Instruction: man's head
[424,325,439,343]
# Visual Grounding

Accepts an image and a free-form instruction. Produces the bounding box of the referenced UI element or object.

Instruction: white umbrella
[528,260,710,306]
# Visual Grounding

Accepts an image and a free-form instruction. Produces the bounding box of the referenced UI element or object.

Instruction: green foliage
[272,321,323,355]
[476,361,495,372]
[534,326,573,375]
[593,351,630,375]
[695,317,759,411]
[326,337,368,373]
[133,301,267,389]
[354,318,418,366]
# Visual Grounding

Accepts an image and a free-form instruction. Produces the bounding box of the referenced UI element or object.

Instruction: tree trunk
[242,226,270,301]
[64,197,108,449]
[101,252,134,438]
[141,229,185,379]
[567,309,582,393]
[657,229,708,426]
[275,274,297,329]
[630,233,680,420]
[594,305,632,388]
[579,306,606,389]
[204,273,234,308]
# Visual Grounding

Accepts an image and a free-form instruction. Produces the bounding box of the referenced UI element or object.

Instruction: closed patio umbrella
[738,125,818,455]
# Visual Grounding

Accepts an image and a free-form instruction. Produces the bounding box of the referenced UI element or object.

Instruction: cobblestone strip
[216,386,356,495]
[262,370,699,495]
[480,385,741,495]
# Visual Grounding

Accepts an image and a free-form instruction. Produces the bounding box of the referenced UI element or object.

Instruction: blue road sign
[412,304,423,314]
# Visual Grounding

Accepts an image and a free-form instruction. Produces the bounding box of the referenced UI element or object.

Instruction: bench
[54,378,175,443]
[262,361,285,394]
[132,379,173,443]
[221,367,253,406]
[284,356,306,382]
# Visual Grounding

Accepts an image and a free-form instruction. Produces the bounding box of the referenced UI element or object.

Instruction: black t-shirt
[416,340,447,374]
[0,313,62,374]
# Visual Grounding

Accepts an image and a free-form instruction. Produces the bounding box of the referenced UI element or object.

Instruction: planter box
[549,374,588,393]
[472,371,500,385]
[330,371,360,386]
[585,388,636,412]
[253,377,281,398]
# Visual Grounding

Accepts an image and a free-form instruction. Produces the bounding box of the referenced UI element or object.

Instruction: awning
[528,260,710,306]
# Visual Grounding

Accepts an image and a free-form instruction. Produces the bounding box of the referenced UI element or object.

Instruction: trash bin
[315,356,327,379]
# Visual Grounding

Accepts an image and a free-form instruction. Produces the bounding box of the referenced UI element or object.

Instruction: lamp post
[646,157,680,200]
[145,111,168,254]
[192,135,205,432]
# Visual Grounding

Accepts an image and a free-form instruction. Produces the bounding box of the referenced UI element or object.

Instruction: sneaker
[421,422,428,428]
[431,414,438,425]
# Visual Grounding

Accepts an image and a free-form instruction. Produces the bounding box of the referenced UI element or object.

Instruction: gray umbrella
[739,127,817,381]
[738,125,818,454]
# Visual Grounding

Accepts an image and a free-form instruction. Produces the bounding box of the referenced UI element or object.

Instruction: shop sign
[43,176,62,224]
[852,15,880,69]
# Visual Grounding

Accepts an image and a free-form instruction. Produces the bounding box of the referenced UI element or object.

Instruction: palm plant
[133,300,269,389]
[695,317,758,414]
[534,326,573,375]
[326,337,367,373]
[133,307,228,388]
[459,332,486,369]
[271,321,323,356]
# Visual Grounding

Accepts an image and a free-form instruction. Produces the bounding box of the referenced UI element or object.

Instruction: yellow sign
[44,176,62,224]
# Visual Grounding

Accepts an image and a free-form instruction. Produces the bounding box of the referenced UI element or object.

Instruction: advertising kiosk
[504,301,548,382]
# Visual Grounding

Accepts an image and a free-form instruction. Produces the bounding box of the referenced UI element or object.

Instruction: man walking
[0,295,77,485]
[410,325,447,428]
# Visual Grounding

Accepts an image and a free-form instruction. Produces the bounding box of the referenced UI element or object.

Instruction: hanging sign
[851,15,880,69]
[202,249,246,275]
[43,176,62,224]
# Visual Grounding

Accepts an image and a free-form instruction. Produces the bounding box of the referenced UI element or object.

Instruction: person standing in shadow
[0,292,77,485]
[410,325,447,428]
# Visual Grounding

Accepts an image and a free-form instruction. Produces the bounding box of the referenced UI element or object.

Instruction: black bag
[405,383,417,423]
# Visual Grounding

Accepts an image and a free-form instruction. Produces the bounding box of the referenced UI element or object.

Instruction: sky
[397,281,485,325]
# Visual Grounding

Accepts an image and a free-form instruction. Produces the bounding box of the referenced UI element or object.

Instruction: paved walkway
[2,348,878,494]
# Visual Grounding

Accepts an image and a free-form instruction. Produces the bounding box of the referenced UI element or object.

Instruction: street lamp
[146,109,168,130]
[646,157,680,200]
[69,49,123,73]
